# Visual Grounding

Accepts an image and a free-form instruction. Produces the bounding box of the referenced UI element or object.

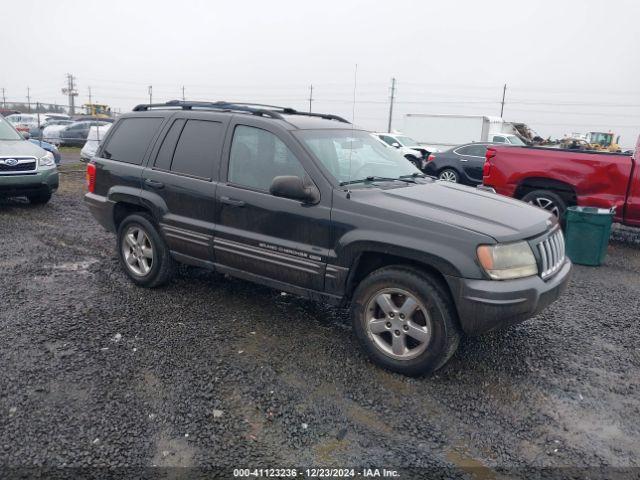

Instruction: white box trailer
[402,114,521,151]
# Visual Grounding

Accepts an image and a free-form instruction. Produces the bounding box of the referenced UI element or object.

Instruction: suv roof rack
[132,100,350,124]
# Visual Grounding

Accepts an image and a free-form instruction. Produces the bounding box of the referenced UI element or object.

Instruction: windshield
[395,135,418,146]
[507,136,526,146]
[296,130,420,184]
[0,117,23,141]
[590,132,612,147]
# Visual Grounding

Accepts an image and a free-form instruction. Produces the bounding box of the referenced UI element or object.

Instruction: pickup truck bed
[483,142,640,227]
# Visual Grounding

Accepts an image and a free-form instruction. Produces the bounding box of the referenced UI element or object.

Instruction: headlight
[39,151,55,167]
[477,241,537,280]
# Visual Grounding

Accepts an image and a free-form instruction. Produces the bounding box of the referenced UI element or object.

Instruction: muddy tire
[351,266,461,376]
[117,213,175,288]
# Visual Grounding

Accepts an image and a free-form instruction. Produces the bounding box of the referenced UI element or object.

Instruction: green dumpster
[564,206,615,266]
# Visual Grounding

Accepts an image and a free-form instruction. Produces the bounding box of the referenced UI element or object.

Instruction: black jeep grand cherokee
[85,101,571,375]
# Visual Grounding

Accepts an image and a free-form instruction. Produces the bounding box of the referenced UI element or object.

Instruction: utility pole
[500,83,507,118]
[27,87,31,113]
[308,84,314,113]
[62,74,78,115]
[1,88,5,108]
[387,77,396,133]
[88,86,92,105]
[148,85,153,105]
[181,86,185,101]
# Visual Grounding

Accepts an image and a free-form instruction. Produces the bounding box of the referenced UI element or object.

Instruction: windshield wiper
[340,176,410,186]
[399,172,426,179]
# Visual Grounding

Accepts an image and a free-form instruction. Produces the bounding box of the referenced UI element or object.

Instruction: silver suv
[0,115,58,204]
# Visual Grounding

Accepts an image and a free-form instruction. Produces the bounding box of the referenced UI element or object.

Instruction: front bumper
[445,260,572,336]
[0,168,59,198]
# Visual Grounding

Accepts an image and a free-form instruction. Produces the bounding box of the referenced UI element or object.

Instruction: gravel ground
[0,172,639,478]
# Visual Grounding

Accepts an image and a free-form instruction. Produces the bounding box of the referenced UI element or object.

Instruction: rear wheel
[351,266,461,376]
[438,168,459,183]
[521,189,567,220]
[28,191,52,205]
[117,213,175,287]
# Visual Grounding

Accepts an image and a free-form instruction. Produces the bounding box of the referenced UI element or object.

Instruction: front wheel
[405,155,422,171]
[351,266,461,376]
[117,213,175,288]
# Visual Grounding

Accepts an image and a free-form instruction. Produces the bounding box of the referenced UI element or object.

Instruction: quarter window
[102,117,163,165]
[228,125,306,191]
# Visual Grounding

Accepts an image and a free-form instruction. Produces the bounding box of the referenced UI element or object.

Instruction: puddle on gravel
[445,449,498,480]
[52,259,99,273]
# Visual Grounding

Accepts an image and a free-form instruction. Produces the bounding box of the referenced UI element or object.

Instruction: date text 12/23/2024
[233,468,401,478]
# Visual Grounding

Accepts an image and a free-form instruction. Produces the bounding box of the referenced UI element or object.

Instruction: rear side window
[154,119,185,171]
[102,117,163,165]
[169,120,223,179]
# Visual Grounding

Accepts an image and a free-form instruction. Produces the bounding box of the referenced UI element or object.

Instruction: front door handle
[220,196,245,207]
[144,179,165,189]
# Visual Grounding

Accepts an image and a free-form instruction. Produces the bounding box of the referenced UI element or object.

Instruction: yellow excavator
[584,131,622,153]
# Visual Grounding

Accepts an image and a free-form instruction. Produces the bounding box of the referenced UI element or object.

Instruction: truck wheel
[117,213,175,288]
[438,168,459,183]
[28,191,52,205]
[522,190,567,220]
[351,266,461,376]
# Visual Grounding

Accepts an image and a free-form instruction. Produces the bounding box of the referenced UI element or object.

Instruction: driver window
[228,125,306,191]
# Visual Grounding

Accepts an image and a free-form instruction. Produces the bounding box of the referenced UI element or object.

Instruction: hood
[355,180,553,243]
[0,139,47,158]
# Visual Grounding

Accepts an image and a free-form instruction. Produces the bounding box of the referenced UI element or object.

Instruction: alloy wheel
[364,288,432,361]
[438,170,458,183]
[529,196,560,218]
[122,226,154,276]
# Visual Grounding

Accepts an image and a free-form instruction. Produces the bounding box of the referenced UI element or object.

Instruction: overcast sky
[2,0,639,145]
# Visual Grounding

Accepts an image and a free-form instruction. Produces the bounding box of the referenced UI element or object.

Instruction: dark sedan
[60,120,112,147]
[424,143,494,186]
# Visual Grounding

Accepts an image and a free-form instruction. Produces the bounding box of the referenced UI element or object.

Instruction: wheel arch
[343,244,461,301]
[515,177,577,205]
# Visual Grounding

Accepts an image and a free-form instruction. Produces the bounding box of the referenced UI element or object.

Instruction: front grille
[536,228,566,279]
[0,157,37,174]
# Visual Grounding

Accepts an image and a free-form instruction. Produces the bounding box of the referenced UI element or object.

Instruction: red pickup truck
[482,136,640,227]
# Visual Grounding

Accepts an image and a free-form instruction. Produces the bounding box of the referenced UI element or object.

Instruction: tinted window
[456,144,486,156]
[467,144,487,156]
[493,136,506,143]
[228,125,305,191]
[103,117,163,165]
[154,119,185,170]
[170,119,223,178]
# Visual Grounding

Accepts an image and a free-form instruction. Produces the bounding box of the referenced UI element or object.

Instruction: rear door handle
[220,196,245,207]
[144,179,165,189]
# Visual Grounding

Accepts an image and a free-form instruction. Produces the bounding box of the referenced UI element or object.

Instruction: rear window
[169,119,223,179]
[102,117,163,165]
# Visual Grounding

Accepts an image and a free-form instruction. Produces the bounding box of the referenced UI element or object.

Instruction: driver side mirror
[391,142,401,148]
[270,176,320,204]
